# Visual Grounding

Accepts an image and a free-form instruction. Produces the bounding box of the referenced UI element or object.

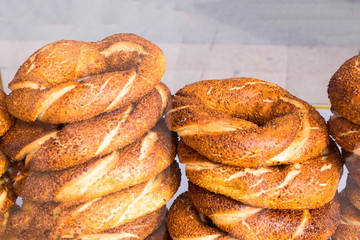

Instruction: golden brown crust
[332,191,360,240]
[6,161,27,196]
[0,174,16,238]
[51,161,181,237]
[5,204,167,240]
[328,54,360,125]
[6,162,180,239]
[18,121,177,204]
[6,33,166,124]
[165,78,328,167]
[188,184,340,240]
[328,115,360,152]
[167,192,237,240]
[11,84,170,171]
[179,140,343,209]
[1,119,59,161]
[0,91,13,138]
[0,174,16,216]
[0,151,9,177]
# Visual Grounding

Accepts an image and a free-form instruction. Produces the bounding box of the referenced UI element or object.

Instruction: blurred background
[1,0,359,198]
[1,0,360,105]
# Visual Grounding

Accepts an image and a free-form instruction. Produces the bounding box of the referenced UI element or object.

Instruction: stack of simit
[328,54,360,239]
[0,91,14,235]
[166,78,343,240]
[0,33,180,239]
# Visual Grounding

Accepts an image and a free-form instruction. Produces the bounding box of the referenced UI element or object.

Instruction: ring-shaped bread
[4,83,170,171]
[167,192,237,240]
[6,33,166,124]
[165,78,328,167]
[328,54,360,125]
[5,203,167,240]
[332,191,360,240]
[16,121,176,204]
[4,162,180,238]
[178,141,342,209]
[51,162,180,237]
[188,183,340,240]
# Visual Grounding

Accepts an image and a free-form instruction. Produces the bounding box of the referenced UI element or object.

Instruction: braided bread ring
[328,54,360,125]
[13,83,169,171]
[18,121,176,204]
[5,203,167,240]
[188,183,340,240]
[6,33,166,124]
[332,191,360,240]
[165,78,328,167]
[179,141,342,209]
[167,192,237,240]
[52,161,180,237]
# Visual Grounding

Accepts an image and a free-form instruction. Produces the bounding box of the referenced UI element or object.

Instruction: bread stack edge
[0,33,180,239]
[165,77,343,240]
[328,54,360,239]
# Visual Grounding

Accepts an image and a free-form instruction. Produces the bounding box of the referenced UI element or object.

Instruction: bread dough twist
[6,33,166,124]
[166,78,328,167]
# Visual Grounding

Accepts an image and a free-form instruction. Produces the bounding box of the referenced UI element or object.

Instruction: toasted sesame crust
[165,78,328,167]
[188,184,340,240]
[179,140,342,209]
[17,121,177,204]
[6,33,166,124]
[328,54,360,125]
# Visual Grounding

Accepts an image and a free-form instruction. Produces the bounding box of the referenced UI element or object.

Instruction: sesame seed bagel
[6,33,166,124]
[167,192,237,240]
[165,78,328,167]
[17,121,176,204]
[332,191,360,240]
[328,54,360,125]
[178,140,342,209]
[51,161,180,237]
[4,203,167,240]
[188,183,340,240]
[5,83,170,172]
[5,162,180,238]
